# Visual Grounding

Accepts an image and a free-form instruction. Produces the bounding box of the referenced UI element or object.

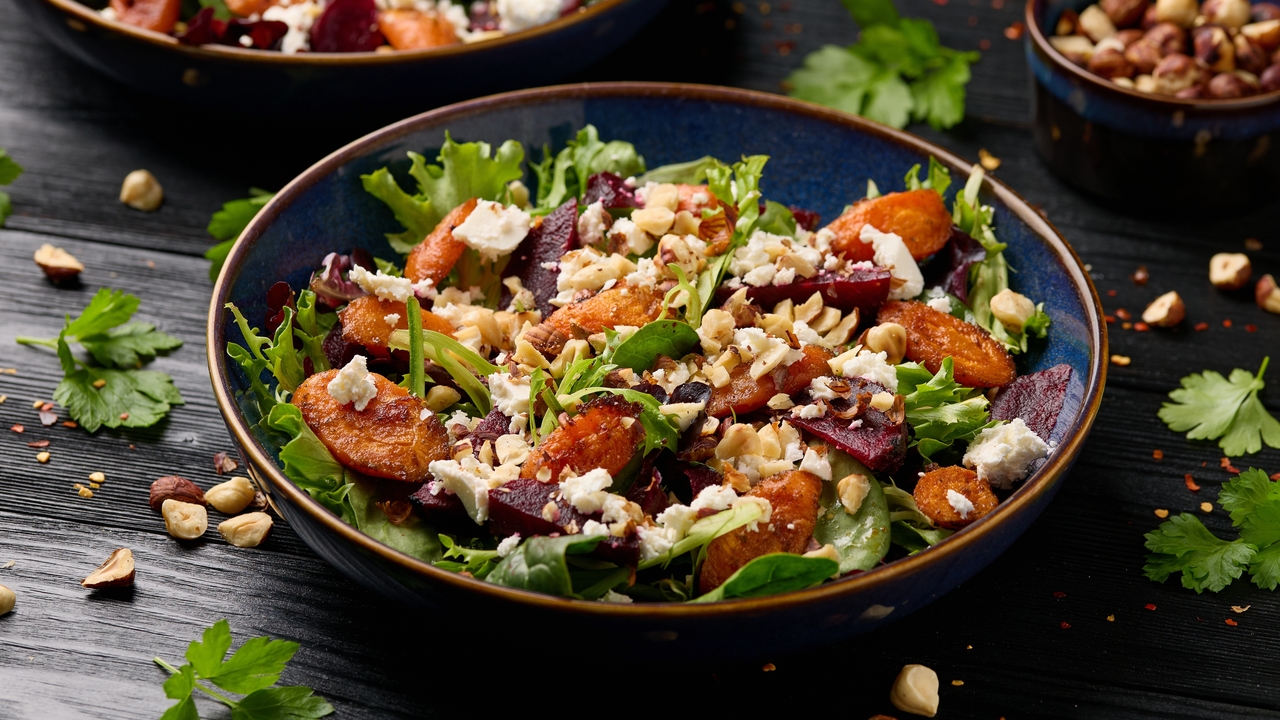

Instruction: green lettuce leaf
[636,156,726,185]
[265,404,355,524]
[691,553,837,602]
[536,125,645,208]
[486,534,604,597]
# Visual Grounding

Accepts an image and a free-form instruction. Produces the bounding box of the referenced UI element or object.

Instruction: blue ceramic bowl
[15,0,668,112]
[1026,0,1280,211]
[208,83,1107,659]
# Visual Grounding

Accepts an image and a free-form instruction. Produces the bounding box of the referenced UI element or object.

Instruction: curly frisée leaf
[691,553,838,602]
[1143,513,1256,593]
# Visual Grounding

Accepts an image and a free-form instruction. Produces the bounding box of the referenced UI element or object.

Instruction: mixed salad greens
[223,126,1074,603]
[94,0,598,54]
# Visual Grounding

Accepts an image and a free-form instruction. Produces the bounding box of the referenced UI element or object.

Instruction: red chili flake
[1059,621,1071,629]
[1223,319,1233,327]
[40,402,53,412]
[1270,472,1280,480]
[1104,314,1116,323]
[967,14,978,24]
[1152,449,1164,460]
[1134,322,1150,332]
[933,0,949,6]
[27,439,50,448]
[979,38,991,49]
[10,424,23,433]
[1107,289,1118,297]
[1053,591,1067,598]
[773,40,795,55]
[129,444,136,450]
[1225,618,1238,626]
[1246,324,1258,333]
[1185,474,1201,492]
[1220,457,1241,474]
[1130,265,1149,285]
[119,412,130,421]
[61,421,77,428]
[1194,322,1209,331]
[1003,21,1025,39]
[1144,603,1157,611]
[38,410,57,426]
[1115,308,1132,320]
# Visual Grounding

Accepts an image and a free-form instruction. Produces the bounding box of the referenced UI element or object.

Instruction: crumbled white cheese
[799,447,832,480]
[383,313,401,327]
[428,456,517,523]
[99,6,118,20]
[559,468,613,514]
[326,355,378,411]
[859,224,924,300]
[947,489,975,519]
[577,200,612,247]
[729,229,822,287]
[263,1,321,54]
[691,484,739,512]
[833,348,899,393]
[580,519,611,536]
[552,247,636,306]
[656,503,699,538]
[809,376,839,401]
[488,372,531,416]
[496,0,561,31]
[637,525,675,561]
[452,200,531,261]
[496,533,521,557]
[608,217,653,256]
[963,418,1050,489]
[349,265,430,304]
[791,403,826,419]
[927,296,953,314]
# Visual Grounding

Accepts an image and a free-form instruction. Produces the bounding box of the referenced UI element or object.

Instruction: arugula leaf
[0,148,22,227]
[691,553,837,602]
[205,189,275,282]
[155,620,333,720]
[536,126,645,208]
[363,133,525,254]
[1159,358,1280,457]
[607,320,700,373]
[636,155,726,185]
[486,534,603,597]
[1143,513,1256,593]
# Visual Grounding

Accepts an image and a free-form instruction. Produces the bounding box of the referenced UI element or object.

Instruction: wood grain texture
[2,0,1280,717]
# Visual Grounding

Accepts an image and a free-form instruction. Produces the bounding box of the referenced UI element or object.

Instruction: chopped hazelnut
[1141,291,1186,326]
[864,322,907,364]
[890,664,941,717]
[1102,0,1151,27]
[0,584,13,616]
[81,548,135,589]
[1155,0,1198,27]
[1081,4,1120,40]
[989,288,1037,333]
[1203,0,1251,28]
[1256,274,1280,314]
[1209,252,1252,290]
[33,244,84,283]
[837,473,871,515]
[205,476,256,514]
[1153,53,1202,93]
[119,170,164,212]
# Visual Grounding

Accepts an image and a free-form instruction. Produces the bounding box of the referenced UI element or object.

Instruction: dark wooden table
[2,1,1279,717]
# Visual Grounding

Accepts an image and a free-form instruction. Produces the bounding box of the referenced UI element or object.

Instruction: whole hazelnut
[1141,3,1160,28]
[1194,24,1236,72]
[1141,291,1187,326]
[149,476,205,511]
[1208,71,1255,96]
[1253,2,1280,22]
[1202,0,1251,29]
[1241,20,1280,52]
[1153,53,1203,93]
[1081,4,1120,40]
[0,584,14,616]
[1209,252,1252,289]
[1234,34,1270,73]
[864,322,908,365]
[1090,47,1138,77]
[1051,35,1097,65]
[1260,63,1280,91]
[1125,39,1165,72]
[1103,0,1150,27]
[1116,28,1147,46]
[989,289,1038,333]
[1155,0,1198,27]
[218,512,274,548]
[1057,7,1081,35]
[1144,22,1187,54]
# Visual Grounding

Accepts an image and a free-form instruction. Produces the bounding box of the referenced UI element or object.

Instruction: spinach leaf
[636,155,726,185]
[815,449,890,574]
[691,553,837,602]
[487,535,604,597]
[346,476,443,564]
[608,320,699,373]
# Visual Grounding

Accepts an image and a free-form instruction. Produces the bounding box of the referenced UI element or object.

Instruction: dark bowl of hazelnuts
[1026,0,1280,212]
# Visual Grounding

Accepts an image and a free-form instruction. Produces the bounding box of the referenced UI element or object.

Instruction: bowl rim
[40,0,632,65]
[1025,0,1280,109]
[207,81,1108,616]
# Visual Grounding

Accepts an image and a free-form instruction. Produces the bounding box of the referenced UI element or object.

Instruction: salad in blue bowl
[209,84,1105,655]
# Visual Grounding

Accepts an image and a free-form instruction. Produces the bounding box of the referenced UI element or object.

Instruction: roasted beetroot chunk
[310,0,384,52]
[469,408,512,448]
[500,198,577,317]
[991,364,1074,441]
[409,483,474,534]
[583,172,639,209]
[715,267,891,313]
[322,323,360,369]
[175,7,288,48]
[626,464,671,519]
[487,478,641,565]
[656,457,723,506]
[789,378,909,472]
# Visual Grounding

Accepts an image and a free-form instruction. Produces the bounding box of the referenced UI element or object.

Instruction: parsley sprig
[786,0,980,130]
[16,288,183,432]
[1145,468,1280,592]
[205,188,275,282]
[1159,357,1280,457]
[0,148,23,226]
[154,619,333,720]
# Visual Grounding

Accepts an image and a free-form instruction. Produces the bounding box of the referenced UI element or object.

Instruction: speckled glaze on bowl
[208,83,1107,659]
[14,0,668,111]
[1026,0,1280,211]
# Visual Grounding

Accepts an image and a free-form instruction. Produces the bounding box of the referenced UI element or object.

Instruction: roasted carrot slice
[698,470,824,594]
[338,295,455,357]
[377,9,460,50]
[110,0,181,32]
[824,189,953,262]
[519,395,645,484]
[706,344,833,418]
[406,198,477,286]
[877,300,1016,388]
[225,0,269,16]
[293,370,450,483]
[546,283,667,339]
[913,466,998,529]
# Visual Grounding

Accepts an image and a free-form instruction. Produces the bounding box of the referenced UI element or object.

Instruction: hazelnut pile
[1050,0,1280,98]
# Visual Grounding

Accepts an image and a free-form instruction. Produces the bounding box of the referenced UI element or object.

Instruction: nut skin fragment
[161,499,208,540]
[1209,253,1253,290]
[890,664,941,718]
[81,548,135,589]
[33,244,85,283]
[119,170,164,212]
[913,466,998,529]
[1141,291,1186,326]
[205,476,255,514]
[218,512,274,548]
[149,476,205,511]
[1257,274,1280,314]
[0,584,13,616]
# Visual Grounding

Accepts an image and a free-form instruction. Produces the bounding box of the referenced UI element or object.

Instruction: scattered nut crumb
[1154,508,1169,518]
[35,451,50,463]
[1200,502,1213,513]
[89,472,105,483]
[978,148,1002,170]
[1152,449,1163,460]
[31,400,43,409]
[92,378,106,389]
[762,663,776,672]
[1110,355,1131,366]
[78,487,93,498]
[89,482,100,489]
[1231,605,1250,613]
[951,679,965,686]
[1106,614,1115,622]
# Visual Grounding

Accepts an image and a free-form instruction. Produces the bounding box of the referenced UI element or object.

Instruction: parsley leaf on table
[0,147,24,227]
[1142,513,1256,593]
[1158,357,1280,457]
[786,0,980,130]
[155,619,333,720]
[15,288,184,432]
[205,188,275,282]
